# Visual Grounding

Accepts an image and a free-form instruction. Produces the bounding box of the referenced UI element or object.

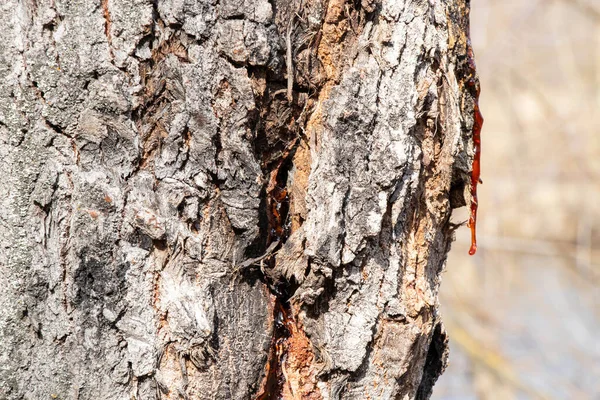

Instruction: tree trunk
[0,0,479,399]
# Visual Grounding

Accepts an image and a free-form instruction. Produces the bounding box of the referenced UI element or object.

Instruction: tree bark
[0,0,478,399]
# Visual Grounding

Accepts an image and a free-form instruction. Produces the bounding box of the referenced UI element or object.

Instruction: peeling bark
[0,0,479,399]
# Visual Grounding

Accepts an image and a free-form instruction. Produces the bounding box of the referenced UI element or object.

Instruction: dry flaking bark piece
[0,0,479,399]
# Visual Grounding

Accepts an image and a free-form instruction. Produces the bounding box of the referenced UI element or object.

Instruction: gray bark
[0,0,478,399]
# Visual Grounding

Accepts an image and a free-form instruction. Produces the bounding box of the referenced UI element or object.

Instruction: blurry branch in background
[442,278,553,400]
[453,234,597,264]
[443,319,551,400]
[562,0,600,19]
[453,234,600,284]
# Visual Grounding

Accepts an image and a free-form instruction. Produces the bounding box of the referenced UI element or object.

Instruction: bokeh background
[433,1,600,399]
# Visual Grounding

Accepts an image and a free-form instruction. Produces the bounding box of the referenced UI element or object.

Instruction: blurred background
[433,1,600,399]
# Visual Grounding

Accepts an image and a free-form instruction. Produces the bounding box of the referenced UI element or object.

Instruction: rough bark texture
[0,0,477,399]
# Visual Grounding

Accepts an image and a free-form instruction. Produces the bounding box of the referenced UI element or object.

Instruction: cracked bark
[0,0,479,399]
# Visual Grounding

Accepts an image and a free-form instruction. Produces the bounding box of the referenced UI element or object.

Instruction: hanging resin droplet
[466,40,483,256]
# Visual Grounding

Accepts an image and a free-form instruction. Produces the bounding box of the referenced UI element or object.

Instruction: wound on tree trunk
[0,0,481,399]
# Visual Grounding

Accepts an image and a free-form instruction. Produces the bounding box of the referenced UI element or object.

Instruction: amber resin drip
[256,137,298,399]
[466,41,483,256]
[256,300,294,400]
